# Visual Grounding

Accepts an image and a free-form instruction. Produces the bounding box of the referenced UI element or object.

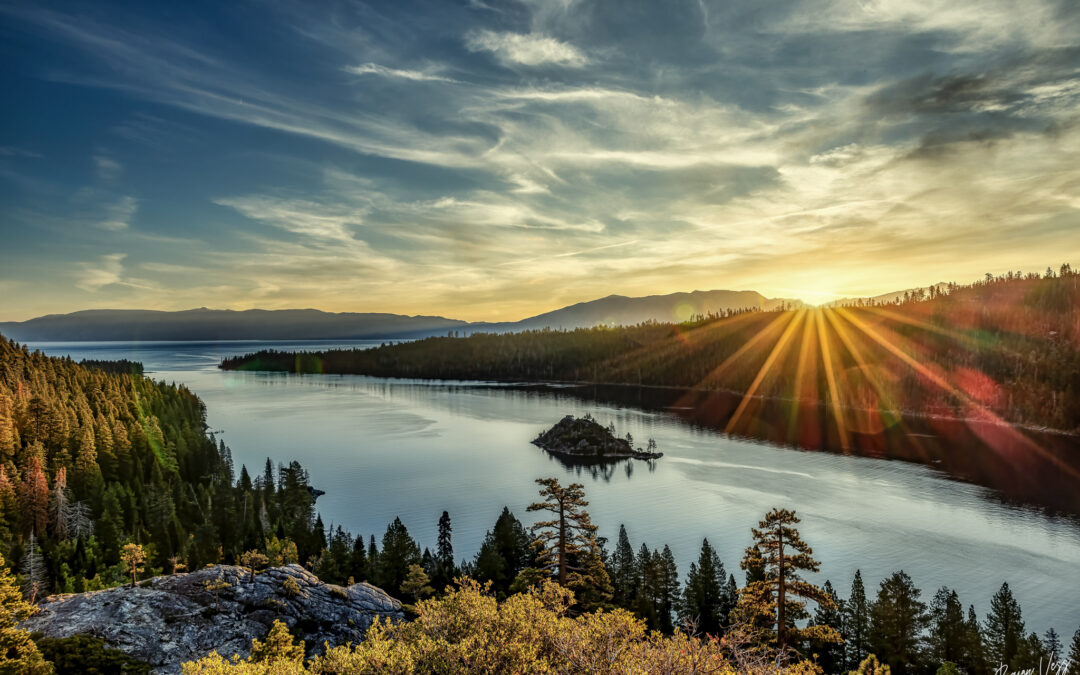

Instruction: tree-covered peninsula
[221,267,1080,434]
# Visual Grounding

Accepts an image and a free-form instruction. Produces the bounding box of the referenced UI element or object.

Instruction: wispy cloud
[75,253,124,291]
[2,0,1079,319]
[465,30,588,67]
[93,154,123,181]
[98,196,137,231]
[343,63,458,83]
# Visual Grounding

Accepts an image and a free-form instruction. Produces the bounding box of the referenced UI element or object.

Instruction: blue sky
[1,0,1078,320]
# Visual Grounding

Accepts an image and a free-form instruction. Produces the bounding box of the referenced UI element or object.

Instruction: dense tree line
[222,266,1080,433]
[235,480,1077,675]
[0,335,325,596]
[2,466,1078,672]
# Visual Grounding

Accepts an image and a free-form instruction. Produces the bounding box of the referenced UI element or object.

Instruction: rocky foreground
[533,415,663,462]
[22,564,402,673]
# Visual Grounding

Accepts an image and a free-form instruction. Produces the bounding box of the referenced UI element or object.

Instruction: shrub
[281,577,300,599]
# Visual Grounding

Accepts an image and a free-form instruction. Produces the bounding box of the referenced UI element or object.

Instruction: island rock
[532,415,663,462]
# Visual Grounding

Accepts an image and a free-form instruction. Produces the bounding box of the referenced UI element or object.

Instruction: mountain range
[0,289,799,342]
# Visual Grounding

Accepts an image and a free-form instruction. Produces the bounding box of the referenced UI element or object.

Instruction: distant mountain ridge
[0,289,801,341]
[0,308,468,342]
[472,289,799,333]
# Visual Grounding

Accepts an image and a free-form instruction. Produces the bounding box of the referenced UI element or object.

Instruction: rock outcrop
[22,564,402,673]
[532,415,663,462]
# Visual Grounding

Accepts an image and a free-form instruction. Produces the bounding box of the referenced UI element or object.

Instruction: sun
[783,285,845,307]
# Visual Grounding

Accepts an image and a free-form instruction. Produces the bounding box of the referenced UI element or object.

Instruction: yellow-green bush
[183,580,824,674]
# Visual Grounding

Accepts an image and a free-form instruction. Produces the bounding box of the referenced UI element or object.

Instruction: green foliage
[0,553,52,674]
[399,564,433,604]
[281,577,300,599]
[0,335,327,598]
[850,654,891,675]
[843,571,871,670]
[934,662,959,675]
[868,571,928,675]
[375,518,420,596]
[734,508,840,653]
[467,507,534,599]
[248,620,304,664]
[1067,627,1080,675]
[183,578,826,674]
[682,538,731,636]
[33,634,151,674]
[527,478,612,611]
[984,581,1025,670]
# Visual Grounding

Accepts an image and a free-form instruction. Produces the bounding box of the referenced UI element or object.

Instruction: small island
[532,414,663,462]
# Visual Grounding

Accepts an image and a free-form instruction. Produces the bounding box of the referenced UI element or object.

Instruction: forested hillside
[0,336,324,596]
[223,266,1080,433]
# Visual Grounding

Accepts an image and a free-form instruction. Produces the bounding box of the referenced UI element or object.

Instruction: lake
[29,339,1080,635]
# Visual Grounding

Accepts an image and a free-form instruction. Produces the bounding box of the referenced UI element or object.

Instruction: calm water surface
[30,340,1080,634]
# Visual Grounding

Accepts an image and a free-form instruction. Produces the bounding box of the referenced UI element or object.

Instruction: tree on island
[734,508,840,654]
[525,477,612,610]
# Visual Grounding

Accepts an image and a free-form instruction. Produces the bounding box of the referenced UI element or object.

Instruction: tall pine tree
[844,570,871,670]
[734,508,840,652]
[868,571,928,675]
[984,582,1025,670]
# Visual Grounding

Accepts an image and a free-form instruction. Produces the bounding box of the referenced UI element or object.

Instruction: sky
[1,0,1078,321]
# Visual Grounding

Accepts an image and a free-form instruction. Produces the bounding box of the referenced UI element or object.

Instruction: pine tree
[813,580,845,674]
[634,543,659,629]
[735,508,840,651]
[0,553,51,674]
[526,478,611,609]
[400,563,434,604]
[239,550,268,582]
[984,582,1025,669]
[1044,628,1061,664]
[472,507,533,599]
[120,543,147,588]
[844,570,871,670]
[657,545,680,633]
[869,571,928,675]
[928,587,966,667]
[349,534,367,583]
[433,511,454,592]
[249,620,304,664]
[611,524,637,608]
[1067,627,1080,675]
[376,517,420,595]
[19,456,50,536]
[681,538,726,636]
[963,605,986,674]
